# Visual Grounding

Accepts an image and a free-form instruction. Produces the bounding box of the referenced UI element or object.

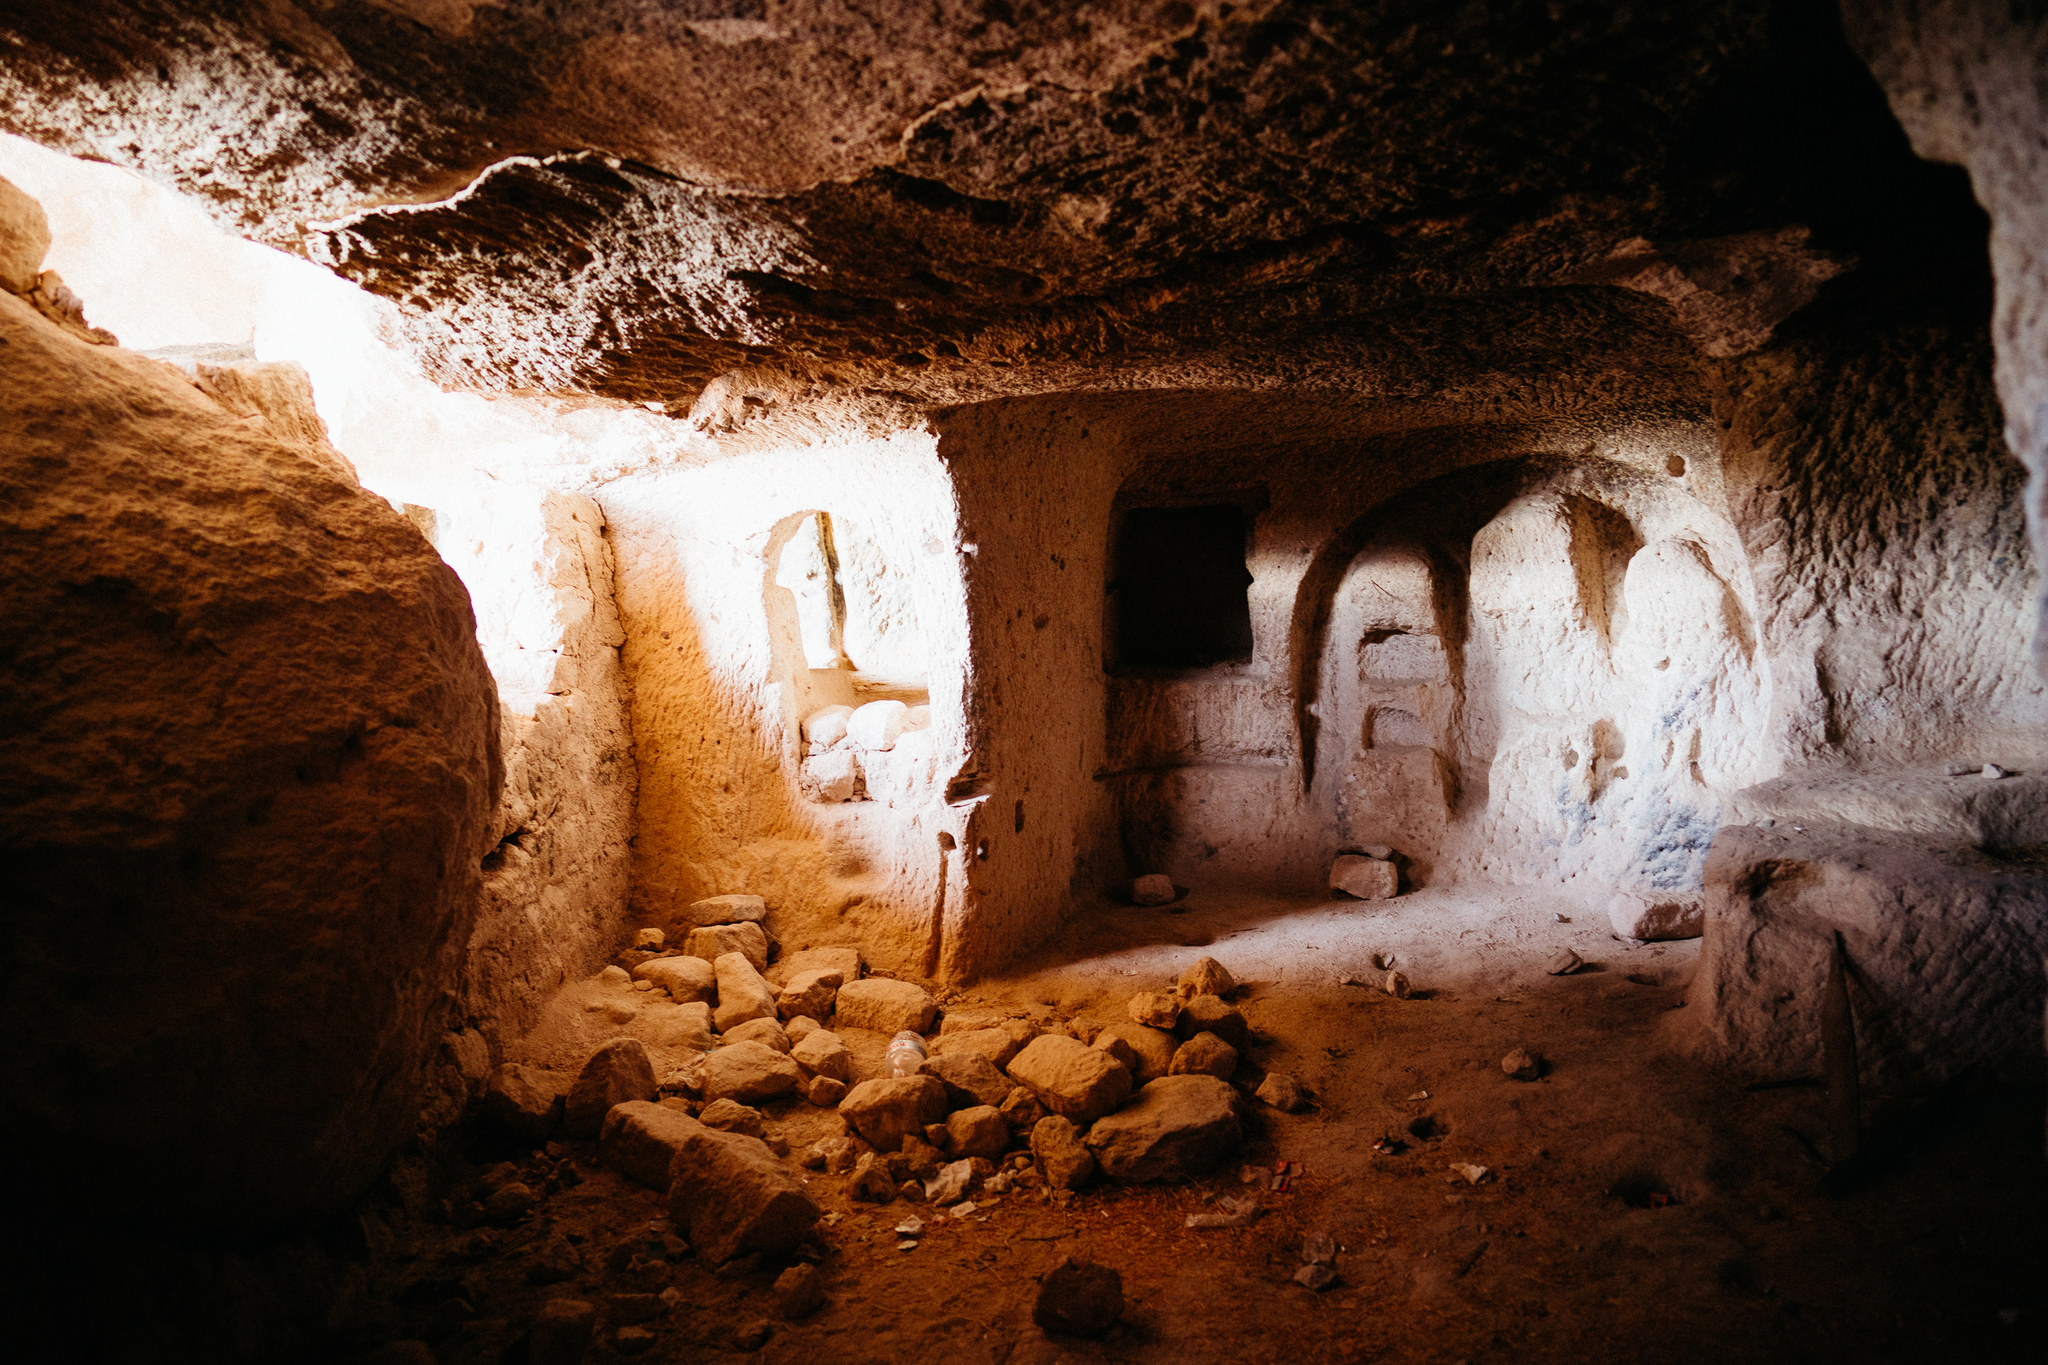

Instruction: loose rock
[1169,1032,1239,1080]
[720,1016,790,1053]
[1546,947,1583,975]
[770,946,863,988]
[1384,970,1411,999]
[776,968,841,1023]
[930,1027,1023,1069]
[1033,1258,1123,1338]
[774,1263,824,1319]
[805,1075,848,1106]
[1086,1075,1244,1183]
[1132,873,1176,906]
[919,1051,1013,1109]
[1127,991,1182,1030]
[633,928,665,951]
[601,1101,708,1189]
[1093,1022,1177,1084]
[1031,1115,1097,1190]
[701,1041,802,1106]
[666,1127,821,1264]
[1502,1047,1542,1081]
[791,1029,853,1082]
[1331,854,1398,899]
[847,699,911,751]
[1093,1031,1140,1076]
[924,1157,978,1205]
[698,1098,767,1139]
[634,955,716,1004]
[834,978,938,1033]
[946,1105,1010,1160]
[481,1062,564,1142]
[840,1075,949,1152]
[565,1039,657,1137]
[785,1015,821,1043]
[999,1086,1047,1130]
[803,1136,860,1174]
[614,1325,657,1355]
[848,1151,897,1202]
[1006,1036,1133,1125]
[1176,956,1236,998]
[1294,1264,1340,1291]
[686,894,768,927]
[1176,993,1250,1049]
[684,922,770,972]
[1606,893,1703,942]
[1255,1071,1310,1112]
[529,1299,597,1365]
[713,952,779,1032]
[803,705,854,748]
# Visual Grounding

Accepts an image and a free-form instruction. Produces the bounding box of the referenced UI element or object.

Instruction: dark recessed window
[1109,504,1255,669]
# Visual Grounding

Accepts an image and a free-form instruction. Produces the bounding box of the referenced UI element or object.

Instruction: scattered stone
[809,1136,861,1174]
[1255,1071,1310,1113]
[600,1101,707,1189]
[1294,1264,1340,1291]
[1177,956,1236,998]
[848,1152,897,1202]
[481,1063,564,1142]
[848,699,912,751]
[777,968,842,1023]
[923,1121,952,1150]
[805,1075,848,1107]
[1127,991,1182,1029]
[1331,854,1398,899]
[720,1016,790,1053]
[484,1180,538,1222]
[667,1127,822,1264]
[686,894,769,927]
[774,1263,825,1319]
[835,978,939,1033]
[564,1039,657,1137]
[713,952,780,1032]
[633,928,665,951]
[642,1000,715,1052]
[1132,873,1176,905]
[634,955,715,1004]
[771,946,863,989]
[930,1027,1023,1069]
[659,1054,708,1099]
[1093,1022,1177,1084]
[785,1015,821,1043]
[840,1075,949,1152]
[698,1098,767,1139]
[920,1051,1013,1109]
[684,922,770,972]
[800,749,860,802]
[1605,892,1703,942]
[609,1293,665,1325]
[803,704,855,748]
[897,1134,946,1180]
[700,1041,802,1106]
[790,1028,854,1082]
[1085,1075,1244,1183]
[1176,993,1250,1049]
[1007,1035,1134,1124]
[1302,1231,1337,1265]
[1033,1258,1123,1338]
[1384,970,1411,999]
[1093,1031,1140,1076]
[924,1157,979,1205]
[946,1105,1010,1160]
[999,1086,1048,1131]
[529,1299,596,1365]
[1450,1162,1490,1184]
[1546,948,1583,975]
[1501,1047,1542,1081]
[730,1321,774,1352]
[1169,1032,1239,1081]
[1031,1115,1097,1191]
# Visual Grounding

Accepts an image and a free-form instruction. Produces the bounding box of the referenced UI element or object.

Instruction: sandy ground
[384,884,2048,1365]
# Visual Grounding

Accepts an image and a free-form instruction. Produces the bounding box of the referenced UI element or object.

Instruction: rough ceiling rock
[0,2,1989,407]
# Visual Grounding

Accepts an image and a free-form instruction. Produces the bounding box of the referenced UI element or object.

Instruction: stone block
[791,1029,853,1082]
[480,1062,563,1143]
[777,968,841,1023]
[686,894,768,926]
[1085,1075,1244,1183]
[701,1041,801,1106]
[1330,854,1398,899]
[599,1100,704,1189]
[1005,1036,1131,1125]
[835,978,938,1034]
[634,955,715,1003]
[920,1051,1012,1109]
[564,1039,657,1137]
[713,952,778,1032]
[667,1126,822,1265]
[684,922,769,972]
[839,1075,948,1152]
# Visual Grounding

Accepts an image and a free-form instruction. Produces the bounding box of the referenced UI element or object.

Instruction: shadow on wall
[1296,455,1773,900]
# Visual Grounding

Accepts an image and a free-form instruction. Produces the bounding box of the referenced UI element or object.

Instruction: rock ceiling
[0,2,1991,414]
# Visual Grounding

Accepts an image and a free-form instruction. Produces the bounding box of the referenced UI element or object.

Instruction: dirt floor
[378,885,2048,1365]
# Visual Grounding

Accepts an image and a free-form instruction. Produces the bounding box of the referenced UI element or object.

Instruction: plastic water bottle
[885,1030,928,1078]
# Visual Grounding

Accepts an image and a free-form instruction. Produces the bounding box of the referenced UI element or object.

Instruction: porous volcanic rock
[0,290,499,1236]
[1085,1075,1244,1183]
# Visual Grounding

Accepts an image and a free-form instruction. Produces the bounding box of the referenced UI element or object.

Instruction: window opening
[1108,503,1255,669]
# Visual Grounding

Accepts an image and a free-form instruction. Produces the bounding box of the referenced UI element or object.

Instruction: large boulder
[834,978,938,1033]
[1085,1076,1244,1183]
[565,1039,658,1136]
[599,1100,704,1189]
[713,952,778,1032]
[1006,1036,1132,1125]
[700,1041,802,1106]
[667,1125,822,1265]
[0,289,499,1237]
[839,1075,948,1152]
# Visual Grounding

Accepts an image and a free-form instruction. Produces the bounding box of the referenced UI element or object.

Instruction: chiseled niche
[774,509,940,810]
